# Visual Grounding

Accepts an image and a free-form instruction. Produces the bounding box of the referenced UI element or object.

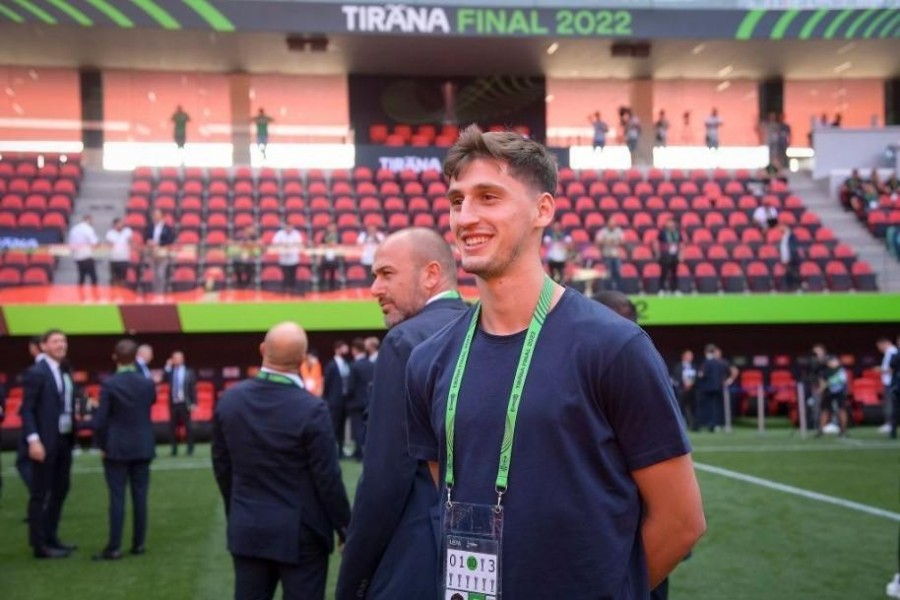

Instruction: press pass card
[444,534,499,600]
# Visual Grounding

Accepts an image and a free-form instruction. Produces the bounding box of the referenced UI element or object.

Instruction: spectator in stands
[364,336,380,362]
[543,220,572,284]
[777,113,792,169]
[671,349,697,431]
[212,322,350,600]
[253,108,274,160]
[877,336,898,435]
[358,224,385,279]
[840,168,864,210]
[105,218,133,287]
[231,226,259,290]
[68,215,99,287]
[92,339,156,561]
[22,329,77,559]
[143,209,174,295]
[705,108,723,150]
[300,350,323,397]
[681,110,693,144]
[816,354,849,438]
[323,340,352,456]
[655,217,683,295]
[850,181,879,216]
[347,338,374,460]
[136,344,154,380]
[337,227,466,600]
[752,197,779,230]
[883,171,900,199]
[171,105,190,150]
[588,111,609,150]
[831,112,843,128]
[779,222,802,292]
[319,223,340,291]
[163,351,196,456]
[596,219,625,290]
[624,109,642,161]
[271,221,304,294]
[809,113,829,146]
[761,112,781,167]
[654,110,669,147]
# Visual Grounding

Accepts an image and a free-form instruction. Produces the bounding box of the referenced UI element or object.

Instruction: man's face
[138,347,153,363]
[171,352,184,366]
[449,158,549,280]
[371,239,430,328]
[683,350,694,363]
[336,344,348,357]
[44,333,67,362]
[666,220,676,231]
[153,210,164,223]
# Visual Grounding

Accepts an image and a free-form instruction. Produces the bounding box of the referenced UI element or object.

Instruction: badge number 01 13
[441,277,555,600]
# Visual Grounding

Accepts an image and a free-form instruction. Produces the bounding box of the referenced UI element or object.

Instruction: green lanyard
[256,371,301,388]
[444,276,556,508]
[116,365,137,373]
[431,290,462,302]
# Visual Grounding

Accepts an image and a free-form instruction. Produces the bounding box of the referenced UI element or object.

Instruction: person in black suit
[21,329,77,559]
[347,338,374,461]
[16,335,45,493]
[163,351,196,456]
[143,209,175,294]
[323,340,352,455]
[92,339,157,561]
[213,321,351,600]
[136,344,154,380]
[670,349,698,431]
[337,228,467,600]
[780,222,802,291]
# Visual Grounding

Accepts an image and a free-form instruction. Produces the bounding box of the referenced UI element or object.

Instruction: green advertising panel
[0,1,896,40]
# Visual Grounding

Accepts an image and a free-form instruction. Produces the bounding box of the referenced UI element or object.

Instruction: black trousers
[696,391,723,432]
[233,261,255,288]
[281,265,298,293]
[16,436,32,490]
[659,255,678,292]
[320,260,339,291]
[783,260,801,291]
[233,549,328,600]
[347,407,366,459]
[328,397,347,453]
[103,459,151,551]
[76,258,98,285]
[27,436,73,548]
[110,261,129,286]
[169,403,194,455]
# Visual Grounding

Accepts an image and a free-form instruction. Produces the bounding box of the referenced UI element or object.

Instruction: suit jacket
[144,221,175,247]
[163,366,197,407]
[323,358,351,406]
[94,370,156,461]
[784,232,802,265]
[21,360,72,456]
[337,296,468,600]
[136,358,153,380]
[212,377,351,565]
[670,361,697,397]
[347,356,375,411]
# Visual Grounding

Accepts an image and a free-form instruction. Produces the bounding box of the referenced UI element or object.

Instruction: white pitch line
[694,462,900,522]
[693,442,899,453]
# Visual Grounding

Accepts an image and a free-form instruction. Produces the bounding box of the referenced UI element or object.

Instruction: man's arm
[632,454,706,589]
[306,402,352,543]
[21,367,46,461]
[188,370,198,408]
[94,383,111,453]
[210,409,232,512]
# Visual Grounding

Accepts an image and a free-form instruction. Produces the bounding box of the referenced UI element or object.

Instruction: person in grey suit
[92,339,157,560]
[213,322,351,600]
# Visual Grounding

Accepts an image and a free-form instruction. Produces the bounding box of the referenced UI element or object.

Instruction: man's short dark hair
[41,329,65,344]
[351,338,366,353]
[114,339,138,364]
[594,291,637,323]
[877,336,892,344]
[443,125,558,196]
[334,340,347,351]
[29,335,41,347]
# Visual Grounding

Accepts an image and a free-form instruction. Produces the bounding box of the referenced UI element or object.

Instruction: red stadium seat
[799,261,825,292]
[851,261,877,290]
[825,261,852,291]
[22,267,49,286]
[641,263,661,294]
[720,262,746,293]
[0,267,22,287]
[694,262,718,293]
[746,261,772,292]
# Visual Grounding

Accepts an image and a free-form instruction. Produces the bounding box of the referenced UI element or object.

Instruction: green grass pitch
[1,424,896,599]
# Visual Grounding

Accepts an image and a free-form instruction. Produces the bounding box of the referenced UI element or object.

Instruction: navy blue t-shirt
[406,289,690,599]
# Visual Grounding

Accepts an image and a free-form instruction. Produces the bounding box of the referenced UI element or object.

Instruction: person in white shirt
[752,200,779,230]
[595,221,625,291]
[319,223,340,291]
[705,108,723,150]
[271,222,304,294]
[68,215,99,286]
[358,225,385,278]
[104,218,133,286]
[655,110,670,147]
[877,337,899,435]
[543,221,572,284]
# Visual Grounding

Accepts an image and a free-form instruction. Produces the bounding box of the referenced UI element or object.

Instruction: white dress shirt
[272,229,303,266]
[69,221,98,260]
[106,227,133,262]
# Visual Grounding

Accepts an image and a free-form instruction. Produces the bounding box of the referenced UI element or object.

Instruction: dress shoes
[92,548,123,561]
[131,545,146,556]
[34,546,70,559]
[50,540,78,552]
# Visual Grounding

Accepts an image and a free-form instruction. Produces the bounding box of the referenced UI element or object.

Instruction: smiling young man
[406,126,706,599]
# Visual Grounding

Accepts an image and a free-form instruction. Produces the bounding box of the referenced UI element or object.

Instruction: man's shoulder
[389,300,469,348]
[408,305,474,369]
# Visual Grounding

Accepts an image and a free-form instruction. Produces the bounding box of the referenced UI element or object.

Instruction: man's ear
[535,192,556,228]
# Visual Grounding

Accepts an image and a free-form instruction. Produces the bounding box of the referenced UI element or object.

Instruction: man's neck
[261,363,299,376]
[476,262,561,336]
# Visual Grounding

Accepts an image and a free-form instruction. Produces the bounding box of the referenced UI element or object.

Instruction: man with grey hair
[337,228,467,599]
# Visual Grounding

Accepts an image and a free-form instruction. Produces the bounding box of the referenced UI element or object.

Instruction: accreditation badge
[442,501,503,600]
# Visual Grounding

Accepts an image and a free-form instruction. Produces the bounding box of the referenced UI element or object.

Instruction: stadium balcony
[836,170,900,262]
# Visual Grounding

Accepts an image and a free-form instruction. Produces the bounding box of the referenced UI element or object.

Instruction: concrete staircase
[55,168,131,284]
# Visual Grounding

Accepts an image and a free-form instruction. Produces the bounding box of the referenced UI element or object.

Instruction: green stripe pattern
[799,8,829,40]
[863,10,893,39]
[880,11,900,38]
[844,8,876,39]
[735,9,766,40]
[46,0,92,25]
[86,0,133,27]
[130,0,179,29]
[824,9,854,39]
[0,2,25,22]
[10,0,56,23]
[770,9,799,40]
[184,0,234,31]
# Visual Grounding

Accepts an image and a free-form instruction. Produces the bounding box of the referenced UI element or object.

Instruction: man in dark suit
[213,322,351,600]
[143,209,175,294]
[671,349,697,431]
[337,228,467,600]
[92,339,157,561]
[347,338,375,461]
[323,340,352,455]
[780,222,802,291]
[21,329,77,558]
[16,335,45,493]
[163,351,196,456]
[136,344,154,379]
